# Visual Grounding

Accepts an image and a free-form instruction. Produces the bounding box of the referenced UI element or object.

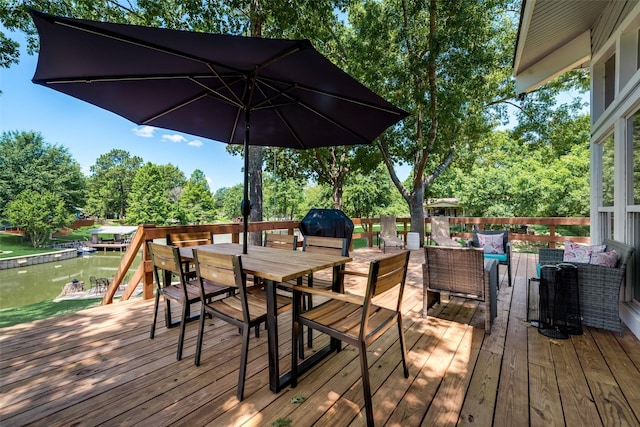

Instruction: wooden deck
[1,249,639,426]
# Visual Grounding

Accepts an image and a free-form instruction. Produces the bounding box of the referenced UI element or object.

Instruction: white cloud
[132,125,156,138]
[188,139,203,147]
[206,176,212,183]
[162,134,187,143]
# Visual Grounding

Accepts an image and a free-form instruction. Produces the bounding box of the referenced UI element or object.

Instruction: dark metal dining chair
[291,250,411,427]
[147,242,230,361]
[263,232,298,250]
[298,235,349,351]
[192,249,292,400]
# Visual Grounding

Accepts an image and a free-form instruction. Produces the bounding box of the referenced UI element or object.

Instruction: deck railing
[103,216,589,305]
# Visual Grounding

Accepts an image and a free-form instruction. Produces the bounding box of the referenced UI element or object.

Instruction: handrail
[102,216,589,304]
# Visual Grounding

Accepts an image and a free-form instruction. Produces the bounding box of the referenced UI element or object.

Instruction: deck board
[1,249,639,426]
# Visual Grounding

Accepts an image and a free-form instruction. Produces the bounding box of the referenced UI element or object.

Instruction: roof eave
[514,30,591,94]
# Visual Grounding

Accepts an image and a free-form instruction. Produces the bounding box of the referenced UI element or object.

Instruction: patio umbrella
[29,9,408,253]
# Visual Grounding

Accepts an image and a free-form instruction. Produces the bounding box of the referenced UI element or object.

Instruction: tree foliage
[5,190,73,247]
[126,162,186,225]
[85,149,142,219]
[0,130,85,218]
[214,184,244,221]
[179,169,217,224]
[1,1,594,227]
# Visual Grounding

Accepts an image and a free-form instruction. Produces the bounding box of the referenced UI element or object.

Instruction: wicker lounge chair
[423,246,498,334]
[538,238,634,334]
[467,229,512,287]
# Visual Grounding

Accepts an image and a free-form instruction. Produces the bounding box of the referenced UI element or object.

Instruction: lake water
[0,251,142,309]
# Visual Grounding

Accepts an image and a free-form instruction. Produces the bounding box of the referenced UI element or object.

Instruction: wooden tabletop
[179,243,352,283]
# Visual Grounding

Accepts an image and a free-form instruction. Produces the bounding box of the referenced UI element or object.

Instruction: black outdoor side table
[538,263,582,339]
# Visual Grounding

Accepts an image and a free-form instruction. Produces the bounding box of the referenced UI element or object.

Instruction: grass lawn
[0,227,95,259]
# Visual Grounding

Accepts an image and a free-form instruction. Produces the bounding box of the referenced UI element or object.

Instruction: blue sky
[1,30,245,192]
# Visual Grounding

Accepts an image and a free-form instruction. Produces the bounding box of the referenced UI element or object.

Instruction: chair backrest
[430,217,451,240]
[166,231,214,247]
[423,246,485,298]
[379,216,399,240]
[148,242,188,292]
[148,242,182,275]
[302,236,349,256]
[192,249,248,319]
[361,251,410,332]
[192,249,243,289]
[603,238,635,272]
[264,232,298,250]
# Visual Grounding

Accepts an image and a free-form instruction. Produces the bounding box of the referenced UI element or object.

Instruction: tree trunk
[248,145,262,246]
[248,0,263,246]
[409,186,425,246]
[333,181,344,210]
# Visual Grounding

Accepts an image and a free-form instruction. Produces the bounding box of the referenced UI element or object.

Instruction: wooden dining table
[179,243,352,393]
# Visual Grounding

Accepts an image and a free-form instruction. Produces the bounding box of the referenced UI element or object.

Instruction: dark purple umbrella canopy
[30,9,407,253]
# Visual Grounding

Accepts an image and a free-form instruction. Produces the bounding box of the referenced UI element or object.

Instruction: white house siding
[590,1,640,339]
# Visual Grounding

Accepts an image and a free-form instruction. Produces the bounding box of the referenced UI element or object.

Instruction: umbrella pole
[241,107,251,254]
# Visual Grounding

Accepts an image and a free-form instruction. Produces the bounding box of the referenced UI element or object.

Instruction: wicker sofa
[538,238,634,334]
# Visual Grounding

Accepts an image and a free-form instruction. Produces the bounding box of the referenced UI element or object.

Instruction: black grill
[299,209,354,252]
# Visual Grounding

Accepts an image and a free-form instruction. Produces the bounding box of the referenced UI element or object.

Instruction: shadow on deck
[1,250,639,426]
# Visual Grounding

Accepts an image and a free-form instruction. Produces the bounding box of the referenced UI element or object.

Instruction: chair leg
[305,295,313,352]
[291,291,301,388]
[237,326,250,401]
[507,261,512,287]
[306,275,314,350]
[150,292,160,339]
[194,305,207,366]
[164,299,176,328]
[397,317,409,378]
[176,302,189,361]
[358,342,374,427]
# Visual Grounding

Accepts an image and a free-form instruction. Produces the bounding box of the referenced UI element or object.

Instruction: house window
[602,134,615,207]
[631,110,640,205]
[605,54,615,108]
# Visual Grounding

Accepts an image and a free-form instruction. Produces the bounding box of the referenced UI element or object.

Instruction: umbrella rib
[189,76,243,109]
[141,93,208,124]
[260,75,405,116]
[252,82,305,148]
[253,79,374,144]
[204,63,244,107]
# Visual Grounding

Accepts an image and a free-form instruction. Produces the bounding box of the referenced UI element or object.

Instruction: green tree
[342,164,395,219]
[5,190,73,247]
[85,149,142,219]
[0,131,85,218]
[126,162,186,225]
[179,169,216,224]
[215,184,244,221]
[262,172,306,221]
[457,117,590,218]
[341,0,517,243]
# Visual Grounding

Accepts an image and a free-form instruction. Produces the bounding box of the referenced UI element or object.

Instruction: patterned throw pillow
[478,233,504,254]
[563,240,606,264]
[563,240,591,263]
[589,250,618,267]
